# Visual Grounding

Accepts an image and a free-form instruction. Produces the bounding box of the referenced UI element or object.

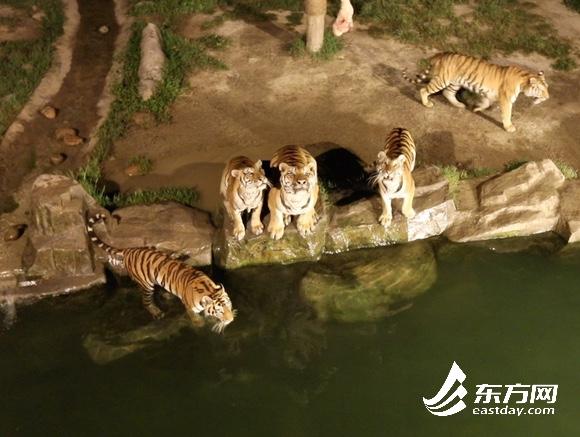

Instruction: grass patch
[73,18,227,208]
[131,0,219,24]
[113,187,199,208]
[0,0,64,137]
[358,0,576,70]
[564,0,580,13]
[555,161,578,180]
[440,164,496,194]
[128,155,153,175]
[504,159,529,172]
[287,11,303,26]
[290,30,344,60]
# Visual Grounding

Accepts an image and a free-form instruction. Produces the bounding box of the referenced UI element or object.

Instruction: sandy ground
[103,10,580,213]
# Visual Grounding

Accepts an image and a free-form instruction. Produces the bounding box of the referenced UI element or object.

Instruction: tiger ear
[279,163,292,173]
[538,71,544,76]
[254,160,263,170]
[230,169,241,178]
[394,155,406,166]
[200,296,213,308]
[377,151,387,161]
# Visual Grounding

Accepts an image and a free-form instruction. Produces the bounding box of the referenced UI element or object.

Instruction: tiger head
[372,152,406,192]
[523,72,549,105]
[279,162,317,195]
[230,160,269,193]
[200,286,235,334]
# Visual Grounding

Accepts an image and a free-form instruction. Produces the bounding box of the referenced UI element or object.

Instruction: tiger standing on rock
[405,52,549,132]
[86,214,235,333]
[370,128,417,227]
[268,145,319,240]
[220,156,270,241]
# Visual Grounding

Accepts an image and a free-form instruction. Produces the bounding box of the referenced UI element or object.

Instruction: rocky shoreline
[1,158,579,301]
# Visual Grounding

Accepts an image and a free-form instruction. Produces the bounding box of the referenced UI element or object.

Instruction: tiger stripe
[371,128,417,227]
[406,52,549,132]
[85,214,235,332]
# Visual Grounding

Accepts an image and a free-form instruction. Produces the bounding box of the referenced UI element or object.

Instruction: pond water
[1,240,579,436]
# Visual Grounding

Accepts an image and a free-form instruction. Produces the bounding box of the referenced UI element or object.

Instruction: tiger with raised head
[86,214,235,333]
[220,156,270,241]
[370,128,416,227]
[267,145,319,240]
[405,52,549,132]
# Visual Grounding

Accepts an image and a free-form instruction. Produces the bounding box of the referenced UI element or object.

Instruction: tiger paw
[379,213,392,227]
[404,208,416,219]
[267,223,285,240]
[149,308,165,320]
[250,221,264,236]
[233,224,246,241]
[297,214,316,236]
[504,124,516,133]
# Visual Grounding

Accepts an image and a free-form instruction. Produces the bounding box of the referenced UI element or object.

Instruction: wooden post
[305,0,327,53]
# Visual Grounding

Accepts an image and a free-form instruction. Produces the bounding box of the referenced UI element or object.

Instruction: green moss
[0,0,64,137]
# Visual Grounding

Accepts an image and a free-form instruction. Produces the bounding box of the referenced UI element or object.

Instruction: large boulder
[213,202,328,269]
[556,180,580,243]
[25,175,103,280]
[300,241,437,323]
[325,166,455,253]
[99,203,215,266]
[446,160,565,242]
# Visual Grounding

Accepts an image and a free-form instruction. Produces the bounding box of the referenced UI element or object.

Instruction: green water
[1,241,579,437]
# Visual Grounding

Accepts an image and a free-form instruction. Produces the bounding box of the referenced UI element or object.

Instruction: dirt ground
[103,8,580,213]
[0,0,118,208]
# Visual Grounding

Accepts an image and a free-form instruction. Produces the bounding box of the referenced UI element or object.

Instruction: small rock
[49,152,67,165]
[124,164,141,177]
[32,11,46,22]
[98,25,109,34]
[40,105,57,119]
[55,127,77,140]
[4,224,27,242]
[62,133,84,146]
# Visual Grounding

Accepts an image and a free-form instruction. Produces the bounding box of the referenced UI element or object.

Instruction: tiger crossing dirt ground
[101,7,580,213]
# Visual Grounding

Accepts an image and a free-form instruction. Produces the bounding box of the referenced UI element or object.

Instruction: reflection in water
[1,240,579,436]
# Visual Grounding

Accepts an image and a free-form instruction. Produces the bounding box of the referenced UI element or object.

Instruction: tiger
[267,145,319,240]
[220,156,270,241]
[369,128,417,227]
[404,52,549,132]
[86,213,235,333]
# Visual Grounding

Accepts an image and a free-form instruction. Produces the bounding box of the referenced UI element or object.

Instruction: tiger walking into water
[86,213,235,333]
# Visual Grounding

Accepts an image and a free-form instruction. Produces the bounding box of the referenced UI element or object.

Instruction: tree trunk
[305,0,327,53]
